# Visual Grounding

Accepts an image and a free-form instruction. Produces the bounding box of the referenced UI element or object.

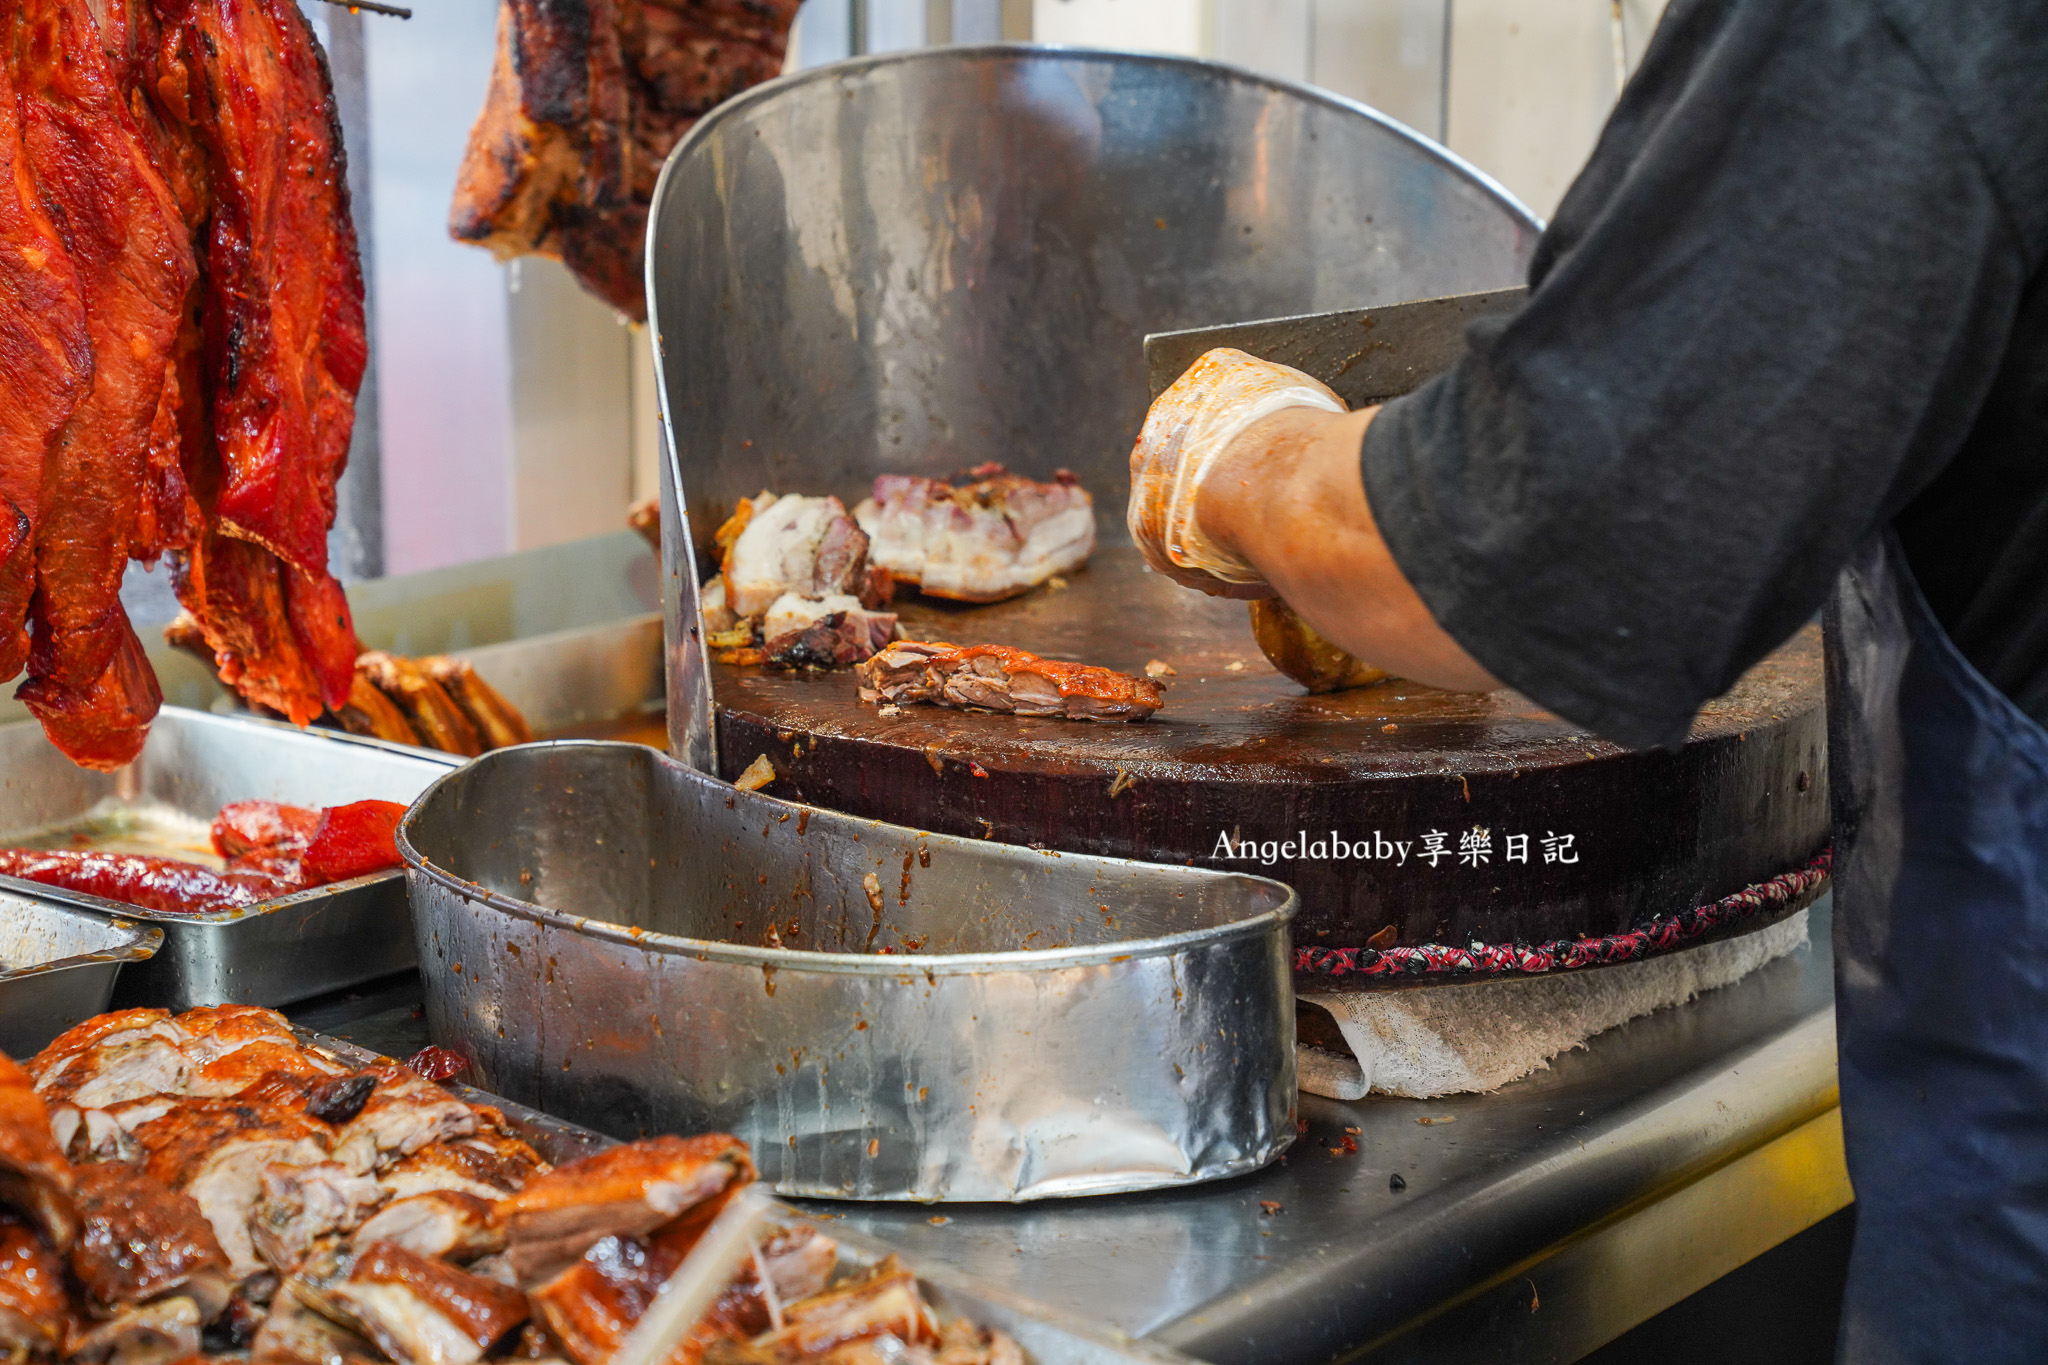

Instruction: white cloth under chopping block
[1296,909,1811,1100]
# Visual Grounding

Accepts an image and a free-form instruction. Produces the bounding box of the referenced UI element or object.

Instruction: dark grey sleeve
[1362,0,2028,749]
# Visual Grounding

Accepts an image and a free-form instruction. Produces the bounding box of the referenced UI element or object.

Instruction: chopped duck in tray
[0,799,407,913]
[858,642,1165,722]
[855,464,1095,603]
[167,620,537,758]
[0,1004,1023,1364]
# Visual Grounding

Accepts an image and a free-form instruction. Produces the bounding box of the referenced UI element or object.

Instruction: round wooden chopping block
[711,546,1829,986]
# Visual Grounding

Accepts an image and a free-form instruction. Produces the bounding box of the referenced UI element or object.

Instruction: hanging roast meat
[449,0,801,319]
[0,0,369,768]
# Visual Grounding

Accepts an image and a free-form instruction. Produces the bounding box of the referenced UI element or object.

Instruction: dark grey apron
[1826,535,2048,1360]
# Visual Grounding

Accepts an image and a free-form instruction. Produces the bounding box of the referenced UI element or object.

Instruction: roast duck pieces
[449,0,801,318]
[0,1004,1022,1365]
[0,0,371,771]
[858,641,1166,723]
[168,615,537,756]
[854,465,1096,604]
[705,492,901,670]
[351,651,536,756]
[0,798,408,914]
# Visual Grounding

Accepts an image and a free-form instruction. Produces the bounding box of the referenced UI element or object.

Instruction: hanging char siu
[0,0,368,769]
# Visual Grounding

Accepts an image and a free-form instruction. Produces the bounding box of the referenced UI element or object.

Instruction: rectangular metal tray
[454,611,663,736]
[0,890,159,1058]
[0,707,458,1011]
[299,1030,1198,1365]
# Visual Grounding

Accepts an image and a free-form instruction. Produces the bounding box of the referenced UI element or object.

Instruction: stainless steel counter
[287,897,1847,1364]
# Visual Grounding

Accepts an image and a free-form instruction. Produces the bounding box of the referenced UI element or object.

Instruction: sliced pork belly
[495,1133,751,1285]
[857,641,1164,722]
[68,1161,232,1320]
[724,495,869,618]
[854,466,1093,603]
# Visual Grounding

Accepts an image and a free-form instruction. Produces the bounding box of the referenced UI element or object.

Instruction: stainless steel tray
[453,612,663,735]
[399,740,1297,1203]
[216,613,664,755]
[300,1029,1199,1365]
[0,707,458,1011]
[0,890,159,1058]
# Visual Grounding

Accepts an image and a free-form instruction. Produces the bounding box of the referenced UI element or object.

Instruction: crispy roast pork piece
[449,0,800,318]
[759,592,899,669]
[29,1009,193,1110]
[0,1213,66,1357]
[725,495,872,619]
[0,1049,75,1249]
[426,656,534,749]
[858,641,1165,722]
[854,466,1095,603]
[68,1161,233,1320]
[496,1132,752,1285]
[358,652,484,757]
[331,1241,530,1365]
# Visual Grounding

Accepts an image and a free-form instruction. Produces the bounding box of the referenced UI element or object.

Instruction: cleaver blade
[1143,286,1527,407]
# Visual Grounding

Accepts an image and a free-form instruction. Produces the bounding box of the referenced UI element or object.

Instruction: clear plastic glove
[1127,347,1347,598]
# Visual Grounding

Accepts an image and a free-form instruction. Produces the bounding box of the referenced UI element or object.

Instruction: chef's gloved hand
[1127,348,1348,598]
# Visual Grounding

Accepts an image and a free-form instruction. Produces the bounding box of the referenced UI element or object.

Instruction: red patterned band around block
[1293,846,1833,979]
